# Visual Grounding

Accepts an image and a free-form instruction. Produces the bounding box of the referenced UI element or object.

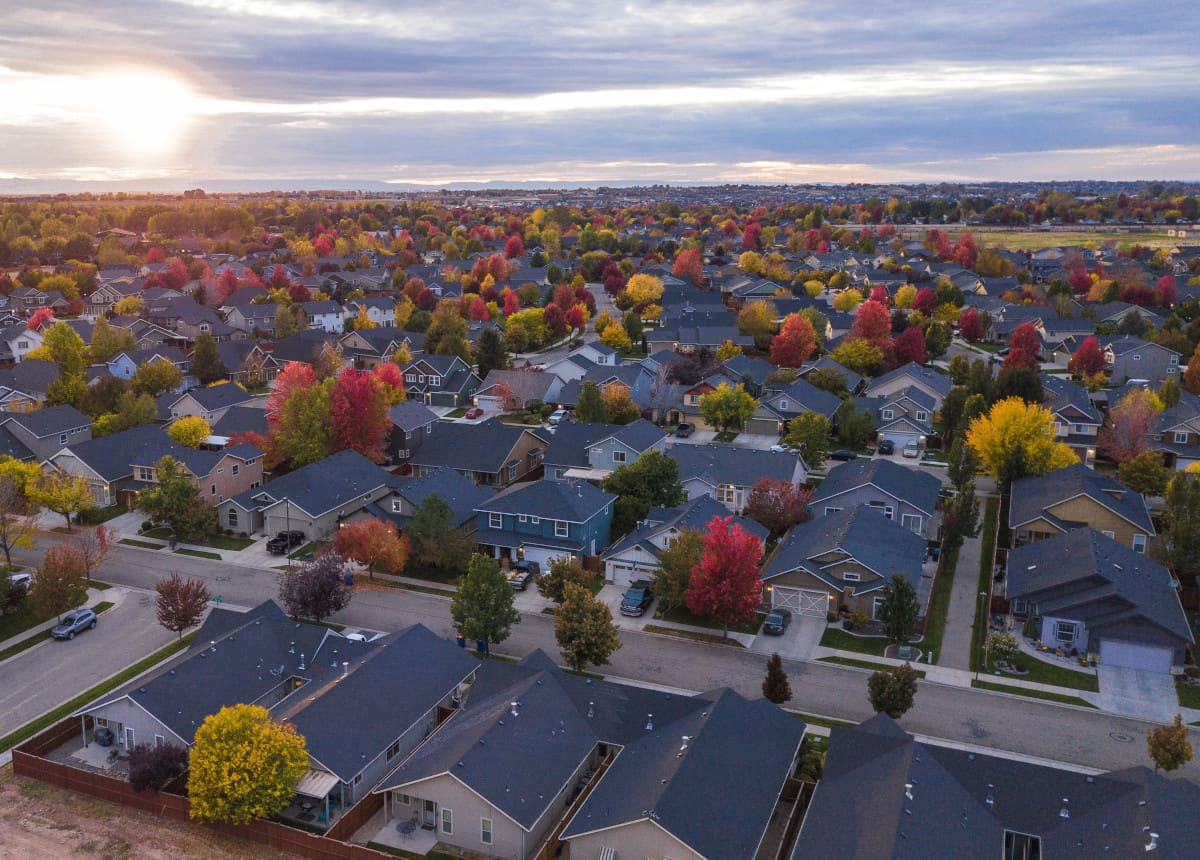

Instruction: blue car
[52,608,97,640]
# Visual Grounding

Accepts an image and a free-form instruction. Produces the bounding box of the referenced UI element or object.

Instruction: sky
[1,0,1198,191]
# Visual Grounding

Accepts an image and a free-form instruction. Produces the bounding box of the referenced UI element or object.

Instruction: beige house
[1009,464,1154,553]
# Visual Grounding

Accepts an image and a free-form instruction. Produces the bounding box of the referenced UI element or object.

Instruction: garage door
[881,431,919,447]
[772,586,829,618]
[1100,639,1173,673]
[607,562,645,587]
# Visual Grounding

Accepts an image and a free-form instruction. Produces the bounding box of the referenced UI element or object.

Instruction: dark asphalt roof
[544,419,666,469]
[211,405,269,437]
[408,418,546,474]
[478,479,616,523]
[55,424,260,481]
[176,383,256,411]
[813,457,941,516]
[603,496,767,559]
[865,361,953,400]
[0,426,35,460]
[668,444,799,487]
[391,467,494,527]
[1,403,90,437]
[1009,463,1154,535]
[227,448,392,517]
[387,400,437,432]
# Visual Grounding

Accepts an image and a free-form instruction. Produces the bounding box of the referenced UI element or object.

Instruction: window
[227,510,238,527]
[155,735,165,748]
[386,739,401,762]
[518,514,527,523]
[842,572,861,582]
[554,468,567,480]
[901,514,922,533]
[58,433,68,444]
[1132,533,1147,554]
[872,596,885,620]
[392,499,402,513]
[417,375,426,383]
[1101,529,1115,539]
[591,447,602,456]
[397,793,410,805]
[824,506,843,515]
[232,464,240,476]
[1004,830,1042,860]
[1170,354,1179,365]
[881,409,894,420]
[405,374,416,383]
[612,450,626,464]
[717,486,738,504]
[531,516,540,525]
[210,484,216,495]
[441,808,453,835]
[507,463,517,481]
[1073,424,1086,434]
[1175,431,1189,444]
[136,467,154,482]
[481,818,493,845]
[489,513,502,529]
[354,774,362,785]
[429,376,440,386]
[1054,621,1077,642]
[1132,354,1142,361]
[555,520,569,537]
[915,411,929,422]
[779,399,789,411]
[17,341,27,350]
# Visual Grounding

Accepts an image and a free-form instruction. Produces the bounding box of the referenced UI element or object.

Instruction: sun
[83,69,201,158]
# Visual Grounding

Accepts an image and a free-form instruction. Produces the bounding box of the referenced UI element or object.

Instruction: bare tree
[277,552,352,622]
[0,474,38,570]
[74,524,114,582]
[154,573,212,639]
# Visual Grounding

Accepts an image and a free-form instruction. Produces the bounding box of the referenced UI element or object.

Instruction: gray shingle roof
[391,467,494,527]
[211,405,269,438]
[228,449,391,518]
[387,400,437,432]
[603,496,767,559]
[175,383,256,411]
[865,361,953,400]
[813,457,942,516]
[0,426,34,460]
[478,479,615,523]
[544,419,665,469]
[408,418,547,474]
[669,443,799,487]
[1,403,90,437]
[1009,464,1154,535]
[55,424,259,482]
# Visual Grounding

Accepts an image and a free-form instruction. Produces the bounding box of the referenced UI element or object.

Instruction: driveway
[667,430,781,450]
[1093,666,1179,722]
[750,614,824,662]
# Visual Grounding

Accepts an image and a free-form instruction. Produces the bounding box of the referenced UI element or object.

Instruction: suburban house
[161,383,257,425]
[0,404,91,461]
[345,296,397,327]
[1092,335,1181,385]
[1009,464,1154,553]
[602,496,767,587]
[387,400,439,465]
[216,448,393,538]
[1006,528,1193,673]
[863,361,954,410]
[46,424,263,508]
[0,320,43,364]
[644,325,752,355]
[374,651,805,860]
[1152,394,1200,471]
[0,358,59,411]
[408,418,548,488]
[73,600,478,828]
[340,328,417,369]
[1043,373,1102,465]
[212,340,279,387]
[758,377,843,432]
[299,300,348,333]
[371,467,493,532]
[106,347,189,383]
[812,457,942,538]
[794,713,1200,859]
[473,479,615,567]
[760,505,928,620]
[854,385,937,451]
[543,343,618,381]
[210,405,269,442]
[400,356,480,408]
[224,302,278,336]
[670,444,808,512]
[543,419,667,482]
[475,370,562,411]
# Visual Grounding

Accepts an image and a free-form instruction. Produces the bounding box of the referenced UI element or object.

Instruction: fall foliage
[967,397,1078,486]
[686,515,764,637]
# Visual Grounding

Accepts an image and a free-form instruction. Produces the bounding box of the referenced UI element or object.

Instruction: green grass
[0,632,196,753]
[0,598,41,642]
[714,431,739,443]
[819,626,891,656]
[986,656,1100,692]
[119,538,165,549]
[643,624,745,647]
[173,548,222,560]
[1176,682,1200,710]
[922,545,958,664]
[89,580,113,590]
[656,605,763,635]
[92,601,114,614]
[207,534,254,551]
[969,496,999,672]
[972,679,1097,708]
[787,710,855,730]
[443,407,468,418]
[76,504,128,525]
[818,655,928,677]
[288,540,330,560]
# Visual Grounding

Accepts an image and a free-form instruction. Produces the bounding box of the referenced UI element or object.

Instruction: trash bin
[476,639,487,654]
[344,571,354,586]
[456,634,466,649]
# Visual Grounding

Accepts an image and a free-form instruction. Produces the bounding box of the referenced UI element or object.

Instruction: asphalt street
[10,540,1195,780]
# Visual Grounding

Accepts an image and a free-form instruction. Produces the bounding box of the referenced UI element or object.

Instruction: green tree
[830,338,884,375]
[877,574,919,649]
[867,663,919,719]
[80,375,129,419]
[835,399,874,449]
[94,390,159,436]
[274,378,332,467]
[1147,714,1194,772]
[783,412,831,469]
[654,528,702,614]
[275,304,301,339]
[1159,376,1182,409]
[406,493,473,571]
[474,327,508,380]
[601,450,685,537]
[538,557,591,604]
[0,457,41,569]
[34,321,89,407]
[188,704,309,825]
[137,455,216,542]
[622,309,644,346]
[30,470,93,530]
[190,332,227,384]
[1119,451,1171,497]
[130,359,183,398]
[1160,474,1200,580]
[576,380,607,423]
[450,554,521,653]
[88,316,136,364]
[424,300,471,360]
[554,580,622,672]
[940,480,980,557]
[946,436,979,491]
[762,653,792,704]
[698,382,757,435]
[31,545,88,622]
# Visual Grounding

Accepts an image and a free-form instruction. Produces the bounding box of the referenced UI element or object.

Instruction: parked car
[902,440,921,459]
[620,581,654,617]
[506,561,540,590]
[52,608,97,640]
[674,422,694,438]
[548,408,569,426]
[877,439,895,456]
[830,449,858,461]
[763,608,792,635]
[769,443,796,454]
[7,571,32,591]
[464,406,484,420]
[938,485,958,500]
[266,530,306,555]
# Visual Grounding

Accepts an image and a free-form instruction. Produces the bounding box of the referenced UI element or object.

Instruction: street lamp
[975,590,988,681]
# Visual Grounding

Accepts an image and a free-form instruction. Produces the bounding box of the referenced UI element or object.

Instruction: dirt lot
[0,765,288,860]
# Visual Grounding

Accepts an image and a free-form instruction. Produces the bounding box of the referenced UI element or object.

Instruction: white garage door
[772,586,829,618]
[881,430,920,447]
[1100,639,1173,673]
[522,546,571,568]
[607,562,643,587]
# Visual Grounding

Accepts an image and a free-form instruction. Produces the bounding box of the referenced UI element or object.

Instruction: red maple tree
[957,307,985,342]
[850,300,892,350]
[685,516,765,638]
[1067,336,1106,378]
[912,287,937,316]
[891,326,926,367]
[672,248,703,285]
[328,368,391,462]
[334,518,408,580]
[504,234,524,259]
[769,314,817,367]
[743,479,813,535]
[1003,322,1041,371]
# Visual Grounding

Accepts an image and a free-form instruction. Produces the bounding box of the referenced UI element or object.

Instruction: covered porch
[275,768,349,831]
[357,794,443,856]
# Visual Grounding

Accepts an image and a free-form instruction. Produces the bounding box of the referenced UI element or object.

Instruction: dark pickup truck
[620,581,654,617]
[266,530,306,555]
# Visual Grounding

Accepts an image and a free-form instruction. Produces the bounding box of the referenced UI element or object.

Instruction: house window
[59,433,67,444]
[1005,831,1042,860]
[872,596,886,620]
[507,463,517,481]
[1170,355,1179,365]
[1132,354,1141,361]
[1054,621,1077,643]
[901,514,922,533]
[612,451,627,464]
[405,374,416,383]
[489,513,502,529]
[417,375,426,383]
[915,411,929,422]
[518,514,527,523]
[531,516,540,525]
[232,464,240,476]
[397,793,410,805]
[1073,424,1086,434]
[481,818,493,845]
[779,399,789,411]
[1133,534,1147,554]
[429,376,440,386]
[386,739,401,762]
[554,468,567,479]
[1175,431,1188,444]
[555,520,569,537]
[843,572,861,582]
[881,409,894,420]
[591,447,602,456]
[441,808,453,835]
[824,506,843,515]
[392,499,402,513]
[17,341,27,350]
[1101,530,1115,539]
[716,486,738,504]
[155,735,165,748]
[227,510,238,527]
[210,484,216,495]
[136,467,154,482]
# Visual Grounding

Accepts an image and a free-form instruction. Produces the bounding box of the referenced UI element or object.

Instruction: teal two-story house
[474,479,616,567]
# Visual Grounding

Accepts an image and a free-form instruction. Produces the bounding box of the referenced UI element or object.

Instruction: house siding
[814,487,936,539]
[84,698,183,750]
[565,818,702,860]
[768,565,884,617]
[1018,497,1149,550]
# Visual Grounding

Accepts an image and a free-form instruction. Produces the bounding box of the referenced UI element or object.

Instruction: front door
[124,727,135,748]
[423,799,436,829]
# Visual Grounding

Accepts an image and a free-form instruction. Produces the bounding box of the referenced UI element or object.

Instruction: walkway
[938,498,989,670]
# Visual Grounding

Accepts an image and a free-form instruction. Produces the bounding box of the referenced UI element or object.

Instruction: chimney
[645,713,653,731]
[342,661,349,678]
[1060,798,1070,819]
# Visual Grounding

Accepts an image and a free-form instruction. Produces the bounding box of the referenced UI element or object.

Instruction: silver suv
[52,608,97,640]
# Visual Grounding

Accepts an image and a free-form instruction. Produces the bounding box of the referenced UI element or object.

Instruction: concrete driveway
[667,430,781,450]
[1092,666,1179,722]
[750,613,825,662]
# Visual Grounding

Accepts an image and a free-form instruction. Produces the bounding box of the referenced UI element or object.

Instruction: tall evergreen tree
[474,327,508,379]
[190,332,227,384]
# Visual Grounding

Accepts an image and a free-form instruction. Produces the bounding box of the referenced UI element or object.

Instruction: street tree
[697,382,757,435]
[154,572,211,638]
[30,470,93,530]
[877,574,920,649]
[188,704,309,825]
[554,580,622,672]
[450,553,521,653]
[137,455,216,542]
[278,552,352,622]
[538,557,592,605]
[867,663,919,719]
[686,515,764,638]
[334,517,408,579]
[0,456,41,569]
[762,653,792,704]
[782,412,831,469]
[31,545,88,622]
[1147,714,1194,772]
[74,524,114,581]
[743,478,813,536]
[655,528,702,614]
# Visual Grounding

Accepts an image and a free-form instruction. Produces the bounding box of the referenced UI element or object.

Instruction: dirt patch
[0,765,287,860]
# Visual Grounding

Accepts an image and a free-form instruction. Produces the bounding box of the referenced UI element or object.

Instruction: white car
[902,440,921,459]
[548,409,569,426]
[769,444,794,453]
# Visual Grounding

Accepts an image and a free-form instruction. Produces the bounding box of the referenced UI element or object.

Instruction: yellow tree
[352,304,378,330]
[167,416,212,448]
[893,284,917,309]
[0,456,42,569]
[831,289,863,312]
[188,704,309,825]
[624,273,664,306]
[113,295,144,316]
[30,470,93,530]
[715,339,742,361]
[600,324,633,352]
[967,397,1078,488]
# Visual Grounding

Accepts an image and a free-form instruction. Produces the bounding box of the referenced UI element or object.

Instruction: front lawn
[972,679,1096,708]
[443,407,468,419]
[0,599,42,643]
[714,431,739,443]
[985,656,1100,692]
[76,504,128,525]
[1176,681,1200,710]
[819,626,891,656]
[174,548,222,560]
[656,605,764,636]
[118,538,165,550]
[143,528,253,551]
[288,539,330,560]
[921,545,958,664]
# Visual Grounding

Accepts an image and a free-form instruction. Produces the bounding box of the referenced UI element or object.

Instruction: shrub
[128,742,188,792]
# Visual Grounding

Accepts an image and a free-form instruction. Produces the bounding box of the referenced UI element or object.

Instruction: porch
[274,768,351,831]
[357,805,441,856]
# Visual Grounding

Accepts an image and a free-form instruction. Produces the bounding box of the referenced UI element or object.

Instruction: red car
[464,407,484,419]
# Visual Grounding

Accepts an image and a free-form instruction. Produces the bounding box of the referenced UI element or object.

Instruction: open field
[974,230,1183,251]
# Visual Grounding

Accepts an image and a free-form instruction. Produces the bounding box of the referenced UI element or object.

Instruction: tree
[744,478,813,536]
[769,314,817,367]
[867,663,919,719]
[538,557,592,605]
[0,457,40,569]
[957,307,985,342]
[994,366,1043,405]
[849,300,892,351]
[554,580,622,672]
[1184,342,1200,395]
[113,295,143,316]
[1003,322,1041,371]
[1147,714,1194,772]
[698,382,757,435]
[451,553,521,652]
[154,572,211,639]
[762,653,792,704]
[328,368,390,462]
[830,338,884,375]
[601,450,685,537]
[835,399,874,449]
[167,415,212,448]
[31,545,88,622]
[1160,474,1200,580]
[940,479,981,557]
[686,515,764,638]
[655,528,702,614]
[624,273,664,306]
[891,326,926,367]
[599,323,633,352]
[424,300,470,360]
[475,327,508,379]
[1119,451,1171,497]
[188,704,309,825]
[1159,376,1182,409]
[89,316,136,364]
[138,456,216,542]
[805,367,846,396]
[622,309,644,346]
[130,359,183,398]
[190,332,227,384]
[1099,389,1162,464]
[128,742,188,793]
[966,398,1078,487]
[877,574,919,649]
[783,413,831,469]
[406,493,473,571]
[334,517,408,579]
[35,322,88,407]
[278,552,352,622]
[74,523,114,582]
[715,339,742,361]
[30,470,93,530]
[1067,335,1106,377]
[576,381,607,423]
[271,373,331,468]
[737,300,778,350]
[600,386,641,425]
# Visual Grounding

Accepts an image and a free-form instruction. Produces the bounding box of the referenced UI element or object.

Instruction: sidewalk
[938,507,988,670]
